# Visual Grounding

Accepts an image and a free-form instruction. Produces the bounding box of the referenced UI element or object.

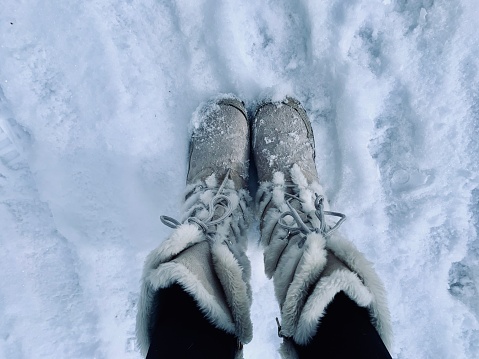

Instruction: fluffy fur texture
[256,164,392,357]
[279,340,300,359]
[136,174,253,355]
[294,268,373,344]
[212,240,253,343]
[325,232,393,349]
[278,232,328,338]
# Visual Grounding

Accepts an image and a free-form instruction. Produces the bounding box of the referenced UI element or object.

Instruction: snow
[0,0,478,358]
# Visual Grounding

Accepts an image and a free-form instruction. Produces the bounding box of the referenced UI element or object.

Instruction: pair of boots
[136,95,392,358]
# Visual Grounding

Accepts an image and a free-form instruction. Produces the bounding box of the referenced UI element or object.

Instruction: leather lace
[160,169,234,238]
[278,192,346,245]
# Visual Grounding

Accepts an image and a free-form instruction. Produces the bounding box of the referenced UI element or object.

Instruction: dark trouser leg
[146,284,239,359]
[294,292,392,359]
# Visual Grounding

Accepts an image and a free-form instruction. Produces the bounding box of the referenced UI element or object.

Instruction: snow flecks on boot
[190,93,246,134]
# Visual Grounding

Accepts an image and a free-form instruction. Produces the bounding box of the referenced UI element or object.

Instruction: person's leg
[146,284,238,359]
[252,98,392,358]
[136,96,253,357]
[294,292,392,359]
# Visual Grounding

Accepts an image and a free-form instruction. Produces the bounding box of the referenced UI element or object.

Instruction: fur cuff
[293,268,373,344]
[325,232,393,350]
[277,232,328,338]
[212,240,253,343]
[136,224,237,355]
[279,339,300,359]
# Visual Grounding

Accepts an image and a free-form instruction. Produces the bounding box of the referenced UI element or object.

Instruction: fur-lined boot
[252,98,392,357]
[136,96,253,358]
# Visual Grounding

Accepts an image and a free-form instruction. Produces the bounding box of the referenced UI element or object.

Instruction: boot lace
[274,191,346,338]
[159,169,234,239]
[278,191,346,246]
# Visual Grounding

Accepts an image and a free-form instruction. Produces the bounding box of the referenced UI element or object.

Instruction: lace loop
[160,169,235,237]
[160,215,182,229]
[278,200,312,235]
[278,193,346,240]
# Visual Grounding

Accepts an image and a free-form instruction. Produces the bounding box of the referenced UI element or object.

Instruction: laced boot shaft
[163,169,250,245]
[174,169,252,276]
[256,166,352,336]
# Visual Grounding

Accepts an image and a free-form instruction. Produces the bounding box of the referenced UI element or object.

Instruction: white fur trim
[136,261,235,355]
[290,164,309,188]
[144,224,203,267]
[279,339,300,359]
[326,233,393,349]
[273,171,285,186]
[211,241,253,343]
[293,269,373,345]
[280,233,328,337]
[290,164,324,213]
[205,173,217,188]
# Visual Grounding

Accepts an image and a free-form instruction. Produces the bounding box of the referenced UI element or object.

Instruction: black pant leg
[146,284,239,359]
[294,291,392,359]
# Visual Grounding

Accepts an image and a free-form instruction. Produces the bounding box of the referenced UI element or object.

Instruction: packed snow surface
[1,0,478,358]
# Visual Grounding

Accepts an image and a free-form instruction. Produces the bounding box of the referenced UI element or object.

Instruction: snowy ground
[1,0,478,358]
